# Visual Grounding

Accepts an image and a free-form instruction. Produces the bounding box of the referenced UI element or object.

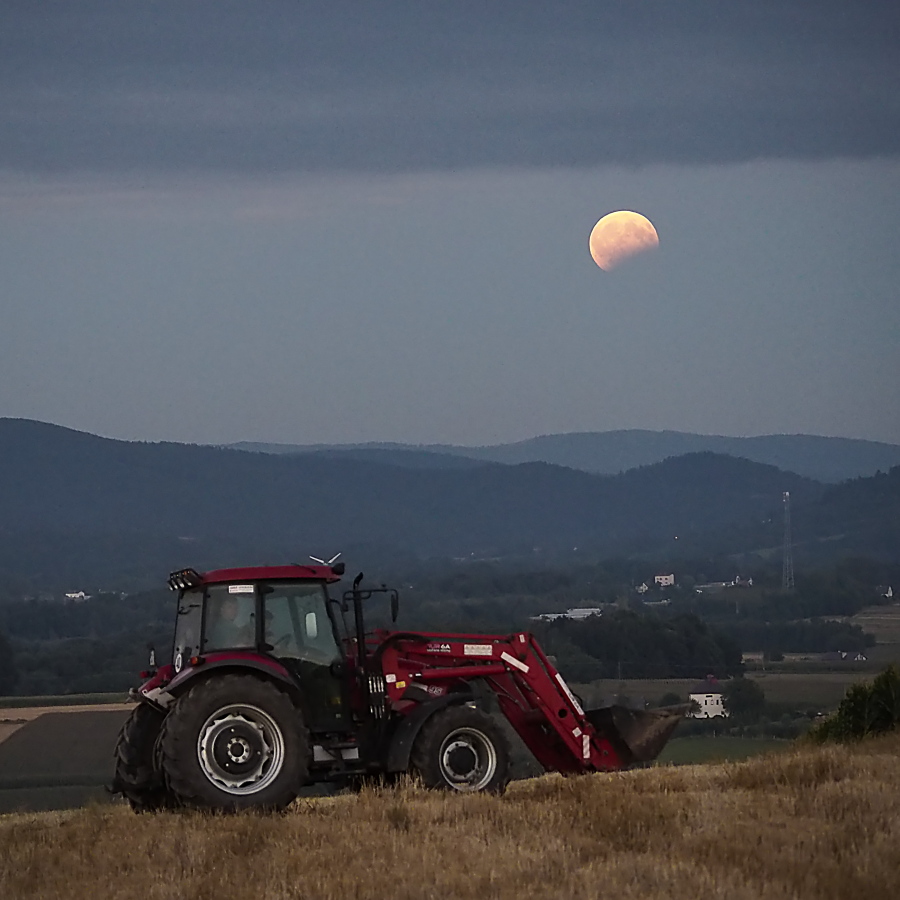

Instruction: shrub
[810,665,900,742]
[722,677,766,724]
[657,691,684,708]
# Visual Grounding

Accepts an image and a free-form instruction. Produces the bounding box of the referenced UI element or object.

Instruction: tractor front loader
[112,562,683,812]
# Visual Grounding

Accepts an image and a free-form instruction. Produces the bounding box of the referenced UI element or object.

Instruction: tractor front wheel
[411,705,511,793]
[112,704,171,812]
[158,675,309,811]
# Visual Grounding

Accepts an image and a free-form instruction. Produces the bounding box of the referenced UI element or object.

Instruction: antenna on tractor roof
[309,552,342,566]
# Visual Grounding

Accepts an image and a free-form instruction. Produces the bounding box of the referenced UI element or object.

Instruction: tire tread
[112,704,171,812]
[158,674,308,811]
[410,704,511,793]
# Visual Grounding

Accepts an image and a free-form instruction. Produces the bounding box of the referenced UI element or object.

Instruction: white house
[654,574,675,587]
[689,675,728,718]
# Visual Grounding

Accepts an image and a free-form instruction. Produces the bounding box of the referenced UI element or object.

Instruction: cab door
[262,583,350,733]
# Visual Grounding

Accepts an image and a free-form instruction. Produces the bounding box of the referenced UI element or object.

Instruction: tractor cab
[166,564,352,732]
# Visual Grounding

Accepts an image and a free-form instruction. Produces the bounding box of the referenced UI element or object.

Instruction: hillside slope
[1,735,898,900]
[708,464,900,566]
[0,419,819,585]
[795,467,900,561]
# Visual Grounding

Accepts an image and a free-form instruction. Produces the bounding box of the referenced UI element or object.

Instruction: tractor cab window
[264,583,339,665]
[203,586,257,651]
[173,589,203,660]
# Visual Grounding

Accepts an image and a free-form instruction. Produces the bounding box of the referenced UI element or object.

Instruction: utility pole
[782,491,795,592]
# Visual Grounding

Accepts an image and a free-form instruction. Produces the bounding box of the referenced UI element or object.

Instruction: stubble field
[1,733,898,900]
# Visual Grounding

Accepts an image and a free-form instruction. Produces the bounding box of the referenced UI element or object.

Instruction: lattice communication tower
[781,491,795,591]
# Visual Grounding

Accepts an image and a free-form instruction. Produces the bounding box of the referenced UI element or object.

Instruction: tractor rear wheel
[411,705,511,793]
[158,675,309,811]
[113,704,171,812]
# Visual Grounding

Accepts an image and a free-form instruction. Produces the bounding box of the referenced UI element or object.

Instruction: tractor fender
[163,653,299,702]
[385,692,475,774]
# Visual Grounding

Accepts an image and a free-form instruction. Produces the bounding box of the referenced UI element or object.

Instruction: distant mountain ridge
[0,418,834,587]
[1,418,897,593]
[226,430,900,483]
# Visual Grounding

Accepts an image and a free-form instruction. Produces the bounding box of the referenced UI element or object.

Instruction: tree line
[0,554,892,696]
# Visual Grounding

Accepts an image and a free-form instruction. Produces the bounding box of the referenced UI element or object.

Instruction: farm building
[689,675,728,718]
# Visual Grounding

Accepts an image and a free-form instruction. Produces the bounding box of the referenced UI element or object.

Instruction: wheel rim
[438,727,497,791]
[196,704,286,796]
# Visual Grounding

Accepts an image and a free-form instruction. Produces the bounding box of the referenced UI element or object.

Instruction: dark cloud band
[1,2,898,174]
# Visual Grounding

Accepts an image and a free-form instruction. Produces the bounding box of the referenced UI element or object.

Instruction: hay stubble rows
[1,734,898,900]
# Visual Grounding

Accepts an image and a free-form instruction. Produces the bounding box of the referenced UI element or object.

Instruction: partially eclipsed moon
[589,210,659,271]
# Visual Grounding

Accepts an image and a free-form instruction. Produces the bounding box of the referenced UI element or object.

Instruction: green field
[0,693,127,709]
[576,670,876,710]
[0,785,111,815]
[851,604,900,666]
[852,604,900,643]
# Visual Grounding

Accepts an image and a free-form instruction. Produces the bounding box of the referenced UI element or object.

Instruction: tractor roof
[168,563,343,591]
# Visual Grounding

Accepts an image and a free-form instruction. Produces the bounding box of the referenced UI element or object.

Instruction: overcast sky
[1,2,898,446]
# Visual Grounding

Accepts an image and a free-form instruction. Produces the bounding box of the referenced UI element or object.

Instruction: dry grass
[2,735,899,900]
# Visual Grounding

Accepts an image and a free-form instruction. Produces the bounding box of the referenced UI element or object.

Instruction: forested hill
[0,418,824,588]
[794,467,900,562]
[654,464,900,568]
[229,430,900,483]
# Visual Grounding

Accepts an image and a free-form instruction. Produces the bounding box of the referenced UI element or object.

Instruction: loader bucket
[585,704,688,766]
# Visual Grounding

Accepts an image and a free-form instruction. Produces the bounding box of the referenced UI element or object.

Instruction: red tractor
[112,562,684,812]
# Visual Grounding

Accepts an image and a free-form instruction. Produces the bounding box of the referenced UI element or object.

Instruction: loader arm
[377,631,682,774]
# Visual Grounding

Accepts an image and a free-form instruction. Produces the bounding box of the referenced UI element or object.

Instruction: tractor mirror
[305,612,318,640]
[391,591,399,623]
